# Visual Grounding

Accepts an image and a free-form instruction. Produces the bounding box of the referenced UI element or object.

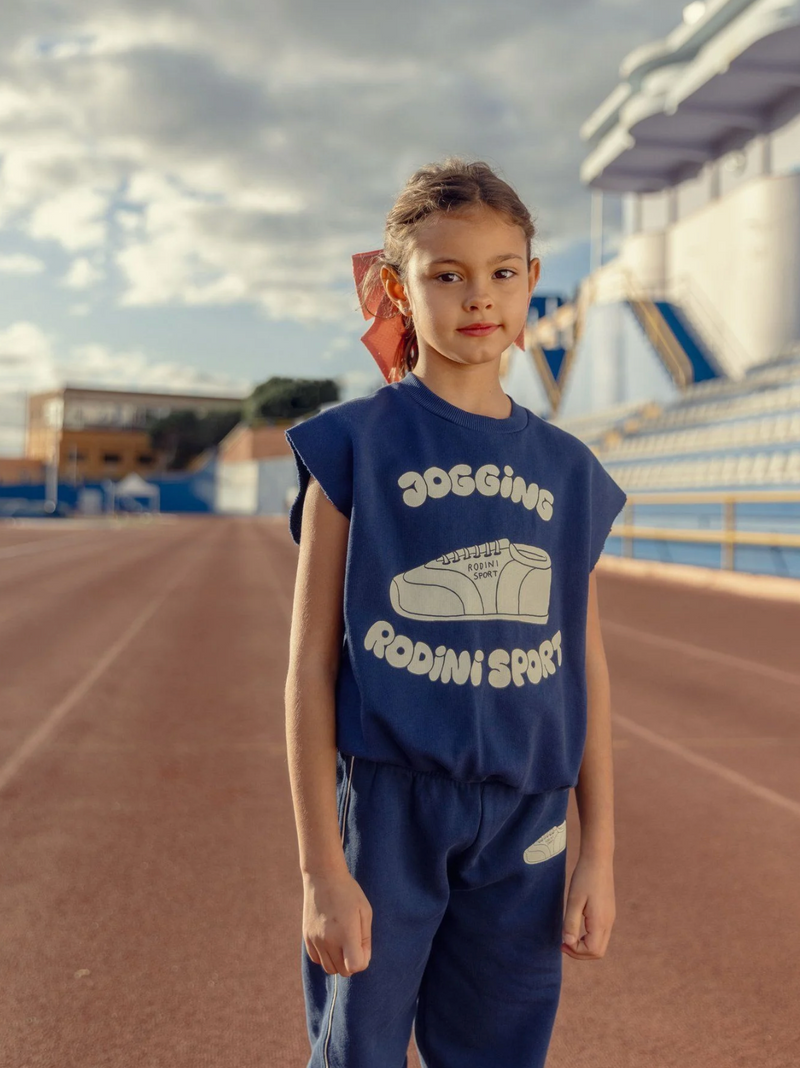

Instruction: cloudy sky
[0,0,689,454]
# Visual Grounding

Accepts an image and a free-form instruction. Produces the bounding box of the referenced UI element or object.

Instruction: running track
[0,515,797,1068]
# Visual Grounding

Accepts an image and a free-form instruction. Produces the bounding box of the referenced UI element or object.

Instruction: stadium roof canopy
[580,0,800,193]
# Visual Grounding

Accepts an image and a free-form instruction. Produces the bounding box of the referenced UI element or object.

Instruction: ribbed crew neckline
[395,371,528,434]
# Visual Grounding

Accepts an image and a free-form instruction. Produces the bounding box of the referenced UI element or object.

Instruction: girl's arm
[561,569,617,959]
[285,475,350,877]
[576,569,615,861]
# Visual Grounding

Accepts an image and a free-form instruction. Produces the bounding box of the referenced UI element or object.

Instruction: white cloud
[0,252,45,274]
[115,207,143,233]
[0,321,58,391]
[61,255,103,288]
[60,341,251,395]
[27,184,109,251]
[114,170,357,320]
[321,335,352,362]
[0,0,688,327]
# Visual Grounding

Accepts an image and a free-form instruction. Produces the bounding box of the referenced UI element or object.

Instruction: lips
[457,323,500,336]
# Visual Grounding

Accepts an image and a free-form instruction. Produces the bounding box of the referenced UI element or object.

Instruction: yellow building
[0,457,46,485]
[26,385,244,483]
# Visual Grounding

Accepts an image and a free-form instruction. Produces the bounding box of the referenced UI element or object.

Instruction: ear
[381,265,408,312]
[527,257,541,300]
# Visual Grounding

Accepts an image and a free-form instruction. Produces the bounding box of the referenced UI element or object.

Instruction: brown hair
[361,156,537,382]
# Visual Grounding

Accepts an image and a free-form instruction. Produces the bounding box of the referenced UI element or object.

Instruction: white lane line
[603,620,800,688]
[0,531,212,795]
[0,533,98,560]
[0,522,177,561]
[0,532,183,631]
[613,712,800,820]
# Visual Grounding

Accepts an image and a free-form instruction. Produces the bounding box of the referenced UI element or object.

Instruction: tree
[244,376,340,423]
[146,408,242,471]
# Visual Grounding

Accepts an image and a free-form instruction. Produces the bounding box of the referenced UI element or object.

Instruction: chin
[453,353,503,369]
[457,343,506,363]
[426,340,504,367]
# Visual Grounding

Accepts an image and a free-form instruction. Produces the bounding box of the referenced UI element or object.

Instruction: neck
[411,353,512,419]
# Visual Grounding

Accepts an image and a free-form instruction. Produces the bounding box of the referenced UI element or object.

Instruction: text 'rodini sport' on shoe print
[523,821,567,864]
[390,537,552,624]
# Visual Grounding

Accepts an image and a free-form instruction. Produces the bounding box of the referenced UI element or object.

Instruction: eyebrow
[427,253,525,267]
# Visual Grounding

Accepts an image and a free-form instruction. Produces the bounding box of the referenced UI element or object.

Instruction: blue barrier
[0,469,216,514]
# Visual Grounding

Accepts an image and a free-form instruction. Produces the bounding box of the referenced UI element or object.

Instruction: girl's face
[383,203,540,370]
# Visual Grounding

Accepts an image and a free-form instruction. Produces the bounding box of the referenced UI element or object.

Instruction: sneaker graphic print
[390,537,552,624]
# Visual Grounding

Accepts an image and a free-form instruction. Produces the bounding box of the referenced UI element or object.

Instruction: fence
[606,490,800,578]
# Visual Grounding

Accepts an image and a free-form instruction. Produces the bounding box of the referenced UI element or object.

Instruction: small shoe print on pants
[523,821,567,864]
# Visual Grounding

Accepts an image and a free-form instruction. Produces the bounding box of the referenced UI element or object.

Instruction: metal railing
[625,292,694,388]
[610,490,800,571]
[668,273,751,378]
[620,267,754,379]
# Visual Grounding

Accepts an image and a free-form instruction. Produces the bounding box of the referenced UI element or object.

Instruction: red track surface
[0,516,797,1068]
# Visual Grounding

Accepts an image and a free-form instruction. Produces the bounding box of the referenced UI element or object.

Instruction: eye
[433,268,517,283]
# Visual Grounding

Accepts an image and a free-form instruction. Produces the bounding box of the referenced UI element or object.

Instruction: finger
[341,931,362,975]
[327,943,348,975]
[317,946,339,975]
[342,907,372,974]
[562,899,585,948]
[561,939,597,959]
[304,939,322,967]
[360,905,372,966]
[561,942,587,959]
[582,924,608,956]
[563,928,607,959]
[580,908,612,953]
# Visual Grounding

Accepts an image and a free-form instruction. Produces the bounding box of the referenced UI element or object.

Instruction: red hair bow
[352,248,528,383]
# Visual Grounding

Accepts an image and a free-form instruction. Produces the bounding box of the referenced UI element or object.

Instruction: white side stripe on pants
[324,755,356,1068]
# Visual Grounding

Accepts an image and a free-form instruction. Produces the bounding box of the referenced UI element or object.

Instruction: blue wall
[0,466,217,514]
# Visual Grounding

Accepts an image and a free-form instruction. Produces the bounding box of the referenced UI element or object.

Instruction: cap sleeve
[587,452,627,572]
[284,407,353,545]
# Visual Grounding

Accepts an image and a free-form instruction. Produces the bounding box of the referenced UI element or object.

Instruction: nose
[463,287,492,311]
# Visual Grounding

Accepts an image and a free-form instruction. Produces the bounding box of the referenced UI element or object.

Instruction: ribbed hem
[395,371,528,433]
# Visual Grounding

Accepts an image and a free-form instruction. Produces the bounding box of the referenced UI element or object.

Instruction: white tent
[108,472,160,514]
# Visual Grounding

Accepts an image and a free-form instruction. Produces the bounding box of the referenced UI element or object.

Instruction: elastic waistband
[340,751,480,788]
[338,750,569,798]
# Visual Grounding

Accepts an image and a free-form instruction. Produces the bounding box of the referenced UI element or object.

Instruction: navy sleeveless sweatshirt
[284,370,627,794]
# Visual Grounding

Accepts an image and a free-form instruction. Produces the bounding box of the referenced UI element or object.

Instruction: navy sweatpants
[302,750,571,1068]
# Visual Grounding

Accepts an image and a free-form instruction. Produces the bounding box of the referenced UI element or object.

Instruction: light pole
[44,440,58,514]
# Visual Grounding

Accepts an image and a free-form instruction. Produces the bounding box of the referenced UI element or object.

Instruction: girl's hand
[561,852,616,960]
[302,867,373,977]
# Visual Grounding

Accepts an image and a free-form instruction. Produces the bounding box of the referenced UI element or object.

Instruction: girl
[284,157,627,1068]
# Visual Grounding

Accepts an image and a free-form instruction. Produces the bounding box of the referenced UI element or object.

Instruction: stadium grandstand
[507,0,800,577]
